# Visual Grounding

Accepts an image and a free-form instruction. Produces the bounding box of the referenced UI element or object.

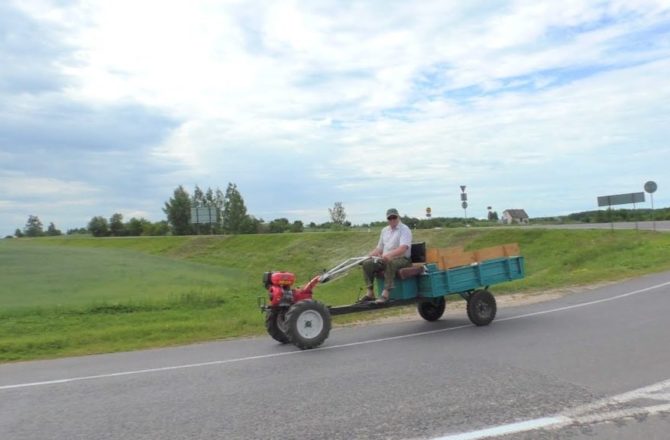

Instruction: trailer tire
[265,308,290,344]
[285,300,331,350]
[417,297,446,321]
[467,289,496,326]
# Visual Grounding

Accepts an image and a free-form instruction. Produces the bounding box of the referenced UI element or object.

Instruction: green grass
[0,242,243,309]
[2,228,670,362]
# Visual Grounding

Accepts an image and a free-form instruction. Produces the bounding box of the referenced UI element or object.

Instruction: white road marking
[496,280,670,323]
[571,403,670,425]
[435,378,670,439]
[0,324,475,391]
[562,378,670,416]
[433,417,571,440]
[1,280,670,392]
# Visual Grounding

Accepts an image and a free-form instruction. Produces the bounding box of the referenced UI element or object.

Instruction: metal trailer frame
[327,256,525,315]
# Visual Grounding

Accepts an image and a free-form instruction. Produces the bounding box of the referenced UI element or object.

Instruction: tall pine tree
[164,185,193,235]
[221,183,250,234]
[24,215,44,237]
[46,222,62,236]
[109,213,125,236]
[192,185,205,207]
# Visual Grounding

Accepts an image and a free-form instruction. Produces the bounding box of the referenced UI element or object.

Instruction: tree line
[86,215,170,237]
[9,182,334,238]
[533,207,670,224]
[163,183,309,235]
[10,182,668,239]
[14,215,62,238]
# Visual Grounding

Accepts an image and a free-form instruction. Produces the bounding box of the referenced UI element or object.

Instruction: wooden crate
[426,246,464,269]
[441,251,476,269]
[503,243,520,256]
[474,246,506,262]
[425,243,520,269]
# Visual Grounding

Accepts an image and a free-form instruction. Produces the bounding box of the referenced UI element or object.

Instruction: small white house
[501,209,529,225]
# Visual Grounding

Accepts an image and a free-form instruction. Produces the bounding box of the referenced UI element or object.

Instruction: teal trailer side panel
[376,276,419,299]
[417,256,525,298]
[376,257,524,299]
[417,271,448,297]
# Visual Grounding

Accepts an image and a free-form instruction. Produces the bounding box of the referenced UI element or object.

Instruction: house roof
[503,209,529,219]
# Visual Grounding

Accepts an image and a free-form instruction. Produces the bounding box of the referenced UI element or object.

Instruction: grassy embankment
[1,228,669,362]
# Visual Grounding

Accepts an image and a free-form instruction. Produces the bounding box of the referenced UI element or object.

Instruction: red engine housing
[270,272,296,287]
[265,271,313,307]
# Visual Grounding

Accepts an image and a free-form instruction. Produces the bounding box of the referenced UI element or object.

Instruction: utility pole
[460,185,468,225]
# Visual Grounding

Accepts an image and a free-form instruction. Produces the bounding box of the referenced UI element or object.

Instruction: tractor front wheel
[417,297,446,321]
[265,308,290,344]
[285,300,331,350]
[466,289,497,326]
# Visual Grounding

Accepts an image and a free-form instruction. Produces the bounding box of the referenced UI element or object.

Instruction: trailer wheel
[285,300,331,350]
[467,289,497,326]
[417,297,446,321]
[265,308,290,344]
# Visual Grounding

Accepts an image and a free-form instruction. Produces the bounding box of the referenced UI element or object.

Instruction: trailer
[260,243,525,349]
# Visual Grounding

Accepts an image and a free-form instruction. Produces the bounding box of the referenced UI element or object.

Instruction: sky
[1,0,669,236]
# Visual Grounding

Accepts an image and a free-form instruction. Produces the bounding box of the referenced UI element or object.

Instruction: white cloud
[120,209,152,220]
[1,0,669,235]
[0,172,100,198]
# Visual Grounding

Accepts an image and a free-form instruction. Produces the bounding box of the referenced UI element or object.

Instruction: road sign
[190,207,218,224]
[644,181,658,231]
[460,186,468,223]
[597,192,645,207]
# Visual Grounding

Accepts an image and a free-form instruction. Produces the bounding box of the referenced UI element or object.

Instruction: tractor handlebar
[318,256,379,284]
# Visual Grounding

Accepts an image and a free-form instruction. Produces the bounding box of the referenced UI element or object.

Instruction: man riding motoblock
[360,208,412,304]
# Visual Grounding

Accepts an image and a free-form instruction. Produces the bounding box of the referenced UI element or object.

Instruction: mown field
[2,228,670,362]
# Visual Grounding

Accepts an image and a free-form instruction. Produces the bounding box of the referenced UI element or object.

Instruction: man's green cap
[386,208,399,218]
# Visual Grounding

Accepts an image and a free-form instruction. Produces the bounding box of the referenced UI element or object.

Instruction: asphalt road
[528,220,670,232]
[2,272,670,440]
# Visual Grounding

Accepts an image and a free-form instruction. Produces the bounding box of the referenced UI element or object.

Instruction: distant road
[527,220,670,231]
